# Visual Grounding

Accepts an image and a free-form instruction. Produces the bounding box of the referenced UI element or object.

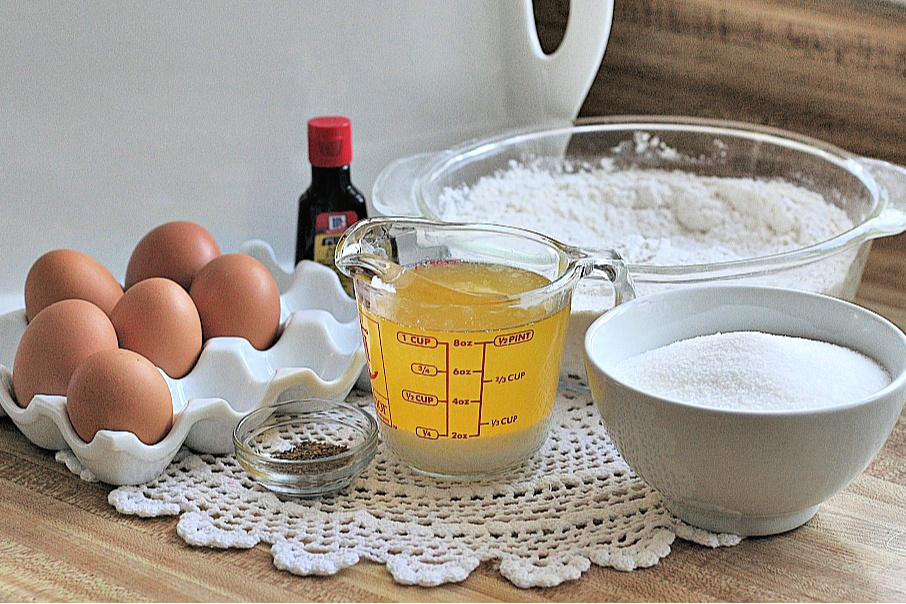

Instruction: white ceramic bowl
[584,284,906,536]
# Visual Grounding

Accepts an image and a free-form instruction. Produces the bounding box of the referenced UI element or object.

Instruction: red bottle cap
[307,116,353,167]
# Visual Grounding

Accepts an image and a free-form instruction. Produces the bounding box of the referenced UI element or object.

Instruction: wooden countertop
[0,236,903,602]
[2,2,905,600]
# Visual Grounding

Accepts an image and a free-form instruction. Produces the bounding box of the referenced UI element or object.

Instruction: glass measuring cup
[336,218,635,479]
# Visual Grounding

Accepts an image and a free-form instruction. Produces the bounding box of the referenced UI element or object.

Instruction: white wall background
[0,1,611,311]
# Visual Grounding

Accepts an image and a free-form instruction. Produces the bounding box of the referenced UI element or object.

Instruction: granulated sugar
[437,159,854,266]
[612,331,891,411]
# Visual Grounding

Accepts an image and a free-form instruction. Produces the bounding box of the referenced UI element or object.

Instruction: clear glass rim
[338,216,607,309]
[415,115,883,281]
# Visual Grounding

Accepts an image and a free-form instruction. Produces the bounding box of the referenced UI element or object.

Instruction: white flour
[435,158,859,382]
[612,331,891,411]
[437,159,853,266]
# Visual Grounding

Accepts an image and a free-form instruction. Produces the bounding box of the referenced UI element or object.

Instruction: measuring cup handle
[584,249,637,305]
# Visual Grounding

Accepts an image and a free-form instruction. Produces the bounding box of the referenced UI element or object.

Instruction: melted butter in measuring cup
[358,260,570,478]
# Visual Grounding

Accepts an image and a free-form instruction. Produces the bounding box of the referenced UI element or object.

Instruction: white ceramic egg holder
[0,241,367,486]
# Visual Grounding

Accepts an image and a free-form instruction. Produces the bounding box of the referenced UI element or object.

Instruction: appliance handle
[505,0,615,122]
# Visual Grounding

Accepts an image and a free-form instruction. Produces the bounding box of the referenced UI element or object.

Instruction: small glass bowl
[233,398,378,497]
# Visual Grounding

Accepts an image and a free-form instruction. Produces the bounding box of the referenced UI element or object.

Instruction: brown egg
[125,221,221,290]
[24,249,124,321]
[189,253,281,350]
[110,277,203,378]
[12,299,119,408]
[66,348,173,445]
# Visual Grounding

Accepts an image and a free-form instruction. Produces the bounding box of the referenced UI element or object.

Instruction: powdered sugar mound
[439,160,853,266]
[612,331,891,411]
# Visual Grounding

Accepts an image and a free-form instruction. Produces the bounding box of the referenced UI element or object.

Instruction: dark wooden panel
[536,0,906,165]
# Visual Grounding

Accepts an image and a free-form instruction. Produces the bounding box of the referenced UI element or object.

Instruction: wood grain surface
[2,1,905,601]
[564,0,906,166]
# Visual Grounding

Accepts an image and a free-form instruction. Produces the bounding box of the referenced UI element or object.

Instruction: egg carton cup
[0,241,367,486]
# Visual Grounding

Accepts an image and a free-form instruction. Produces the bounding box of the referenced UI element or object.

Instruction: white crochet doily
[58,384,742,588]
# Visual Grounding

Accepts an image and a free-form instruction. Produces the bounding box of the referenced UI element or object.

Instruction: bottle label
[314,210,359,294]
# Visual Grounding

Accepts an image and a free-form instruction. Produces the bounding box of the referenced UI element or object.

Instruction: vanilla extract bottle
[295,116,367,295]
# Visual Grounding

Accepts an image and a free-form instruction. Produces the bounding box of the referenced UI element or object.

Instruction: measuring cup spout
[336,249,406,287]
[335,219,405,286]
